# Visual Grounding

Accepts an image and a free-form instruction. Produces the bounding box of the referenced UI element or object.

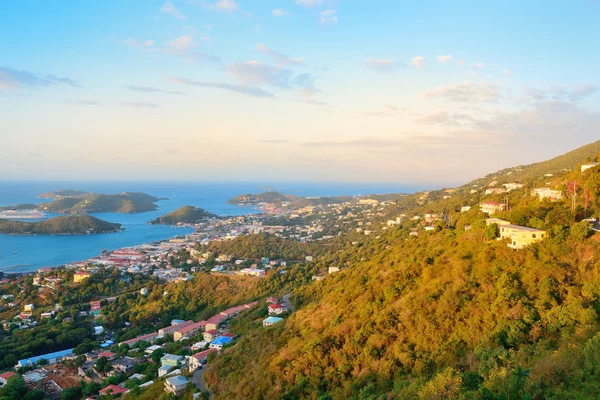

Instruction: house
[173,320,207,341]
[531,188,563,202]
[161,354,185,368]
[97,351,116,360]
[164,375,189,396]
[266,297,278,304]
[485,218,511,226]
[90,300,102,310]
[205,314,227,331]
[23,304,34,313]
[263,316,283,327]
[0,372,16,387]
[158,365,172,377]
[203,329,220,342]
[424,226,435,231]
[209,336,234,350]
[485,188,508,195]
[503,183,524,191]
[158,320,193,336]
[110,357,138,374]
[119,332,157,347]
[499,224,547,249]
[191,341,208,351]
[99,384,128,396]
[239,268,265,277]
[268,304,286,315]
[328,267,340,274]
[581,162,600,172]
[460,206,472,213]
[188,348,218,371]
[18,348,74,368]
[73,271,92,283]
[480,202,506,215]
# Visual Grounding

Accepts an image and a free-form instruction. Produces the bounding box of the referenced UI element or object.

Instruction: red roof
[175,320,207,335]
[266,297,278,303]
[220,332,236,338]
[98,351,116,359]
[99,385,127,395]
[0,371,16,380]
[207,314,227,325]
[268,303,283,309]
[192,348,217,360]
[205,329,219,335]
[120,332,158,346]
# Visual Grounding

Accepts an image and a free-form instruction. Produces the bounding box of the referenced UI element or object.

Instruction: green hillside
[227,191,301,205]
[0,204,38,211]
[36,191,162,214]
[0,215,122,234]
[150,205,217,225]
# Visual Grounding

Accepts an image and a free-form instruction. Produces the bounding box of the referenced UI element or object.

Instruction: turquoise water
[0,181,430,273]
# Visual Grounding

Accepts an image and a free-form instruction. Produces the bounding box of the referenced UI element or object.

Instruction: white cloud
[423,81,501,103]
[411,56,426,68]
[122,38,154,48]
[296,0,324,8]
[214,0,237,11]
[169,76,274,98]
[456,59,466,67]
[503,69,512,75]
[470,62,484,69]
[166,35,197,53]
[160,1,186,20]
[319,10,338,24]
[437,55,452,63]
[256,44,303,66]
[272,9,291,17]
[364,58,396,72]
[518,85,598,104]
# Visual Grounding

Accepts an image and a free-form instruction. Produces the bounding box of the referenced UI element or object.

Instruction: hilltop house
[480,202,506,215]
[73,271,92,283]
[188,348,218,371]
[164,375,189,396]
[268,303,286,315]
[0,372,16,387]
[499,224,546,249]
[263,316,283,327]
[173,320,207,341]
[99,384,128,396]
[581,162,600,172]
[532,188,563,202]
[503,183,524,191]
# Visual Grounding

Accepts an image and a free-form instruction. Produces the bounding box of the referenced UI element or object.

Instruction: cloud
[169,76,274,98]
[437,55,452,63]
[256,44,303,66]
[68,100,100,106]
[503,69,512,75]
[319,10,338,24]
[166,35,197,53]
[295,0,324,8]
[122,38,154,48]
[456,59,466,67]
[364,104,409,118]
[260,139,291,144]
[423,81,501,103]
[301,98,328,107]
[297,133,494,149]
[160,1,186,19]
[0,66,78,93]
[226,61,320,96]
[272,9,290,17]
[124,85,186,95]
[294,73,321,96]
[470,62,484,69]
[122,102,159,108]
[519,85,598,104]
[191,52,222,63]
[414,110,475,127]
[364,58,397,72]
[411,56,426,68]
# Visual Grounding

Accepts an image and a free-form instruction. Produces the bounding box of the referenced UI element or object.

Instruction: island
[0,215,122,235]
[150,206,217,225]
[3,191,165,214]
[227,191,300,205]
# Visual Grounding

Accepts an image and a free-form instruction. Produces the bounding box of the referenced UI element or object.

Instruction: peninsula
[0,215,122,235]
[150,206,217,225]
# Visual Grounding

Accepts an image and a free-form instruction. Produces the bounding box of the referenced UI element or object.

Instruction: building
[165,375,189,396]
[161,354,185,368]
[99,384,128,396]
[73,271,92,283]
[499,224,547,249]
[17,348,74,368]
[263,316,283,327]
[209,336,234,350]
[460,206,472,213]
[0,372,16,387]
[97,351,116,360]
[480,202,506,215]
[158,320,193,336]
[110,357,138,374]
[239,268,266,277]
[503,183,524,191]
[188,348,218,371]
[268,304,286,315]
[205,314,227,331]
[173,320,207,341]
[203,329,220,342]
[581,162,600,172]
[485,218,511,226]
[328,266,340,274]
[485,188,508,195]
[266,297,278,304]
[119,332,157,347]
[531,188,563,202]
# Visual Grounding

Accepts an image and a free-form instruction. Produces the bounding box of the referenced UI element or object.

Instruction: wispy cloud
[519,84,598,104]
[256,44,303,66]
[319,10,338,24]
[272,9,291,17]
[364,105,409,118]
[364,58,397,72]
[160,1,186,19]
[226,61,320,96]
[295,0,324,8]
[169,77,274,98]
[124,85,186,95]
[411,56,426,68]
[260,139,291,144]
[414,110,475,127]
[122,101,159,108]
[122,38,154,48]
[68,100,100,106]
[165,35,198,53]
[423,81,501,103]
[0,66,78,93]
[437,55,452,63]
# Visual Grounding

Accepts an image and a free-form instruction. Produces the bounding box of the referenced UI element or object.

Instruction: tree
[571,221,591,241]
[60,387,82,400]
[484,223,499,241]
[151,348,165,363]
[94,356,111,373]
[417,368,463,399]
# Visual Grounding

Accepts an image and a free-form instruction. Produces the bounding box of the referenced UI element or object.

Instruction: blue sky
[1,0,599,183]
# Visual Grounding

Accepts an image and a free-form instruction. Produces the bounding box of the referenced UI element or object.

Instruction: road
[281,293,293,312]
[193,366,212,397]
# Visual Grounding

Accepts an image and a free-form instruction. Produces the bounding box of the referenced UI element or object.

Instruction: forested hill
[202,142,600,399]
[37,192,162,214]
[149,206,217,225]
[0,215,122,235]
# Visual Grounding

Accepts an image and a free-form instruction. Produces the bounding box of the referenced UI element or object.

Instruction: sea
[0,181,431,273]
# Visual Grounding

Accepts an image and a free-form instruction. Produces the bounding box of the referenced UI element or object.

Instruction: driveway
[281,293,293,312]
[192,367,212,397]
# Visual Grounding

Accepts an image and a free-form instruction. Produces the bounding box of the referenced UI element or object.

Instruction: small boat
[13,251,18,254]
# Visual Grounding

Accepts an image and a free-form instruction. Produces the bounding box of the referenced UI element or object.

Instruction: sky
[1,0,599,185]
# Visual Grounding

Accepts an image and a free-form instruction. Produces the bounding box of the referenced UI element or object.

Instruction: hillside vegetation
[0,215,122,235]
[36,191,162,214]
[150,206,217,225]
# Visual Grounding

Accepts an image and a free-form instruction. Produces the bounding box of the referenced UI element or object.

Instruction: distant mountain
[34,191,163,214]
[227,191,300,205]
[0,215,122,235]
[150,206,217,225]
[0,203,38,211]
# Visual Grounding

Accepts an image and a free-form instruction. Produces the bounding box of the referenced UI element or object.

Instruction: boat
[13,251,18,254]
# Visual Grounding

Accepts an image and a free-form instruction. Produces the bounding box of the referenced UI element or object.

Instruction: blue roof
[264,317,283,324]
[211,336,234,346]
[166,375,188,385]
[18,348,74,366]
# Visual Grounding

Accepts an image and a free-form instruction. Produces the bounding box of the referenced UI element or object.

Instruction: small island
[150,206,217,225]
[227,191,300,205]
[0,215,122,235]
[3,190,165,214]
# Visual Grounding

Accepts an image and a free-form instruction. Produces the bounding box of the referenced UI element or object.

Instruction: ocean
[0,181,429,273]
